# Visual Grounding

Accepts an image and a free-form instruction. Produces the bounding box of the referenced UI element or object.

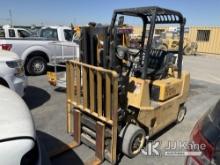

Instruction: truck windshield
[40,28,58,40]
[64,29,73,41]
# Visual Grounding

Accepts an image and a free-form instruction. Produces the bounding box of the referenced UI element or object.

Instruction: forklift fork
[64,60,119,164]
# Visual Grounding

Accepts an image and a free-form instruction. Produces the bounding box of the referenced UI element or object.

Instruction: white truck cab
[0,50,27,96]
[39,26,74,42]
[0,25,31,38]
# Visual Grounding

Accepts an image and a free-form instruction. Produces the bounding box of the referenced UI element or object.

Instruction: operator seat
[147,49,177,80]
[134,49,174,80]
[146,49,167,79]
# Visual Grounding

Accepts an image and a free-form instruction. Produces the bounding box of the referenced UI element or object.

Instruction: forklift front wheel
[121,124,146,158]
[176,106,187,123]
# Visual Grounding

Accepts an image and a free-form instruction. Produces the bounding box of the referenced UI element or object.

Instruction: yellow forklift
[156,31,198,55]
[63,6,190,164]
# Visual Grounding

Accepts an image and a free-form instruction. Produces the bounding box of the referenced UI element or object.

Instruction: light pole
[9,10,13,26]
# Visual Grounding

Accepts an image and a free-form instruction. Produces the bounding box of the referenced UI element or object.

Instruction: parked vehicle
[47,25,133,88]
[0,50,26,97]
[185,100,220,165]
[0,25,31,38]
[39,26,74,41]
[155,31,198,55]
[0,26,79,75]
[0,85,50,165]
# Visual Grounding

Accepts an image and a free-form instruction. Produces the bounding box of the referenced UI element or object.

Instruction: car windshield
[201,100,220,146]
[209,100,220,129]
[40,28,58,40]
[64,29,73,41]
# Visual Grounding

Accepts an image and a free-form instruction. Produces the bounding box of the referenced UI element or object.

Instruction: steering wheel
[116,45,143,76]
[116,45,142,61]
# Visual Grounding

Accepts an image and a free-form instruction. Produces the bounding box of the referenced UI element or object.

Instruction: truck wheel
[176,106,186,123]
[121,124,146,158]
[26,56,47,75]
[184,46,192,55]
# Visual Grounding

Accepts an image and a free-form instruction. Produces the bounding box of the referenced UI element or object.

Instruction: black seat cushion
[133,49,169,79]
[148,49,167,71]
[145,49,168,80]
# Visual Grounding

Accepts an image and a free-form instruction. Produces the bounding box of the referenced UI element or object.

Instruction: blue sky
[0,0,219,26]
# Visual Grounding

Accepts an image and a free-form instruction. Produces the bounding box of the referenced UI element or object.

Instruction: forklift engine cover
[151,77,182,101]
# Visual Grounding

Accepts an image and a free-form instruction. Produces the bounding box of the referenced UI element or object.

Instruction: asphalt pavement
[23,54,220,165]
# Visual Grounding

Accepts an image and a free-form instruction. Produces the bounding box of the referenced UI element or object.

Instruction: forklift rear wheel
[184,46,192,55]
[121,124,146,158]
[176,106,186,123]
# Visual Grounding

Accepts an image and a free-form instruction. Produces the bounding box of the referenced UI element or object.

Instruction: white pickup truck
[0,26,79,75]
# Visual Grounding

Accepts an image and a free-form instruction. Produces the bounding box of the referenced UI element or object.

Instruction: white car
[0,50,27,97]
[0,86,50,165]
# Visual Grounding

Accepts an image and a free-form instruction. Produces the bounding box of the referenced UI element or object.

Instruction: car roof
[0,86,35,141]
[41,26,71,30]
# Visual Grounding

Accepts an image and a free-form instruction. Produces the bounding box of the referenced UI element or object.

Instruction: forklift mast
[80,25,121,70]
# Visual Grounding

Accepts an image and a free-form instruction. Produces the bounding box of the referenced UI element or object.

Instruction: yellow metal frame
[66,60,119,164]
[47,71,57,86]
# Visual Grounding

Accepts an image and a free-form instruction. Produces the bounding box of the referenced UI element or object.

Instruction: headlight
[6,60,23,68]
[6,60,24,76]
